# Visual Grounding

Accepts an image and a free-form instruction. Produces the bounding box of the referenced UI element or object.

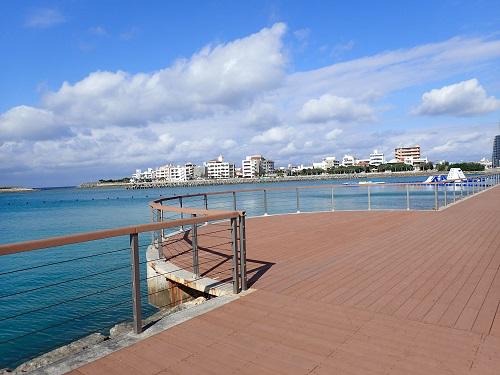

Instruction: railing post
[204,194,208,210]
[453,183,456,203]
[179,197,184,231]
[263,190,268,216]
[191,214,199,277]
[434,184,439,210]
[231,217,239,293]
[444,184,447,206]
[130,233,142,334]
[406,184,410,211]
[331,187,335,212]
[239,213,247,291]
[296,188,300,213]
[233,191,237,211]
[367,185,371,211]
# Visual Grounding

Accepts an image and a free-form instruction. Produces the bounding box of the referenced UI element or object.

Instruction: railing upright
[406,184,410,210]
[368,186,371,211]
[130,233,142,334]
[239,213,247,291]
[233,191,237,210]
[230,218,239,293]
[331,187,335,211]
[191,214,199,277]
[179,197,184,231]
[444,185,448,206]
[263,190,268,216]
[434,184,439,210]
[296,188,300,213]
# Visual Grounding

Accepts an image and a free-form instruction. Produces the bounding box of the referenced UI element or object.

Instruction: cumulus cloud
[24,8,65,28]
[42,23,287,127]
[251,126,292,144]
[2,26,500,185]
[325,128,343,140]
[413,79,500,116]
[299,94,375,123]
[0,106,70,141]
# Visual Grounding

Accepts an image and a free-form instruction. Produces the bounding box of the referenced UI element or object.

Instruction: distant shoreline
[0,187,37,193]
[78,170,490,189]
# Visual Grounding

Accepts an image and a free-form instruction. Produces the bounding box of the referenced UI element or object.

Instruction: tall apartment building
[369,150,385,166]
[242,155,275,178]
[205,155,236,179]
[395,145,421,162]
[493,135,500,168]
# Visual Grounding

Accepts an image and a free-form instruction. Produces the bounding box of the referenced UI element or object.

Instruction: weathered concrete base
[146,245,233,309]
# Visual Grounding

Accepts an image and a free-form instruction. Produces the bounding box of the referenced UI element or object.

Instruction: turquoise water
[0,175,465,368]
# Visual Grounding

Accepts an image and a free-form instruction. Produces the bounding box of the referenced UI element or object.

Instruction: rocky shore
[1,297,207,374]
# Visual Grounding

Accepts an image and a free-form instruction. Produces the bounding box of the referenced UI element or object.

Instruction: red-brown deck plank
[69,186,500,374]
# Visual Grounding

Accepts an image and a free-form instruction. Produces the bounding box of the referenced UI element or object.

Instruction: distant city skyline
[1,1,500,186]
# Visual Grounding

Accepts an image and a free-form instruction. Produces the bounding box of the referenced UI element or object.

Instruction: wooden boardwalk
[71,187,500,374]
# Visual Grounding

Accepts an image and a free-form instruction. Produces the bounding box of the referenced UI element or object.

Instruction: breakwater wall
[79,171,439,189]
[79,170,496,190]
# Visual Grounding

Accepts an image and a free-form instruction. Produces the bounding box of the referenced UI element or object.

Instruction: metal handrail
[0,210,240,255]
[148,177,491,207]
[0,206,245,337]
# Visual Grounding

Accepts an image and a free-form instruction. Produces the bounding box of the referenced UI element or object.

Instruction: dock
[66,185,500,374]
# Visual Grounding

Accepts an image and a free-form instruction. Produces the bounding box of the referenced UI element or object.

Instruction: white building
[131,163,195,182]
[479,158,492,169]
[242,155,275,178]
[153,164,192,181]
[369,150,385,166]
[341,155,358,167]
[313,156,340,170]
[205,155,236,179]
[131,168,154,182]
[403,156,428,167]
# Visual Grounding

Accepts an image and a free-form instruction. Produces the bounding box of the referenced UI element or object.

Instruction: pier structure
[0,176,500,373]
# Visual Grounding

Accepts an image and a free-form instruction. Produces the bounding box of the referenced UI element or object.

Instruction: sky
[1,0,500,187]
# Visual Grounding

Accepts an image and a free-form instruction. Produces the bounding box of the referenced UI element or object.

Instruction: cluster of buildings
[308,146,428,171]
[131,154,275,182]
[131,140,500,183]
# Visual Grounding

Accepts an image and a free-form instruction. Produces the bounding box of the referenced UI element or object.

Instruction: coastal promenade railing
[149,175,500,220]
[0,207,246,369]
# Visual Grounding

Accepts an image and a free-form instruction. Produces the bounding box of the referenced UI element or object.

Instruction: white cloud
[89,26,108,36]
[413,79,500,116]
[0,106,70,141]
[41,22,287,127]
[299,94,375,123]
[2,27,500,185]
[24,8,65,28]
[325,128,343,140]
[251,126,292,144]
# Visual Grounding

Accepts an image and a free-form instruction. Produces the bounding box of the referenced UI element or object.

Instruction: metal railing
[147,174,500,220]
[0,206,246,369]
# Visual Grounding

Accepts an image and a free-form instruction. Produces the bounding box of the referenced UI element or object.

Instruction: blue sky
[1,0,500,186]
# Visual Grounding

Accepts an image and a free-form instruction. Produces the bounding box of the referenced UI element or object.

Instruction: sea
[0,175,465,368]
